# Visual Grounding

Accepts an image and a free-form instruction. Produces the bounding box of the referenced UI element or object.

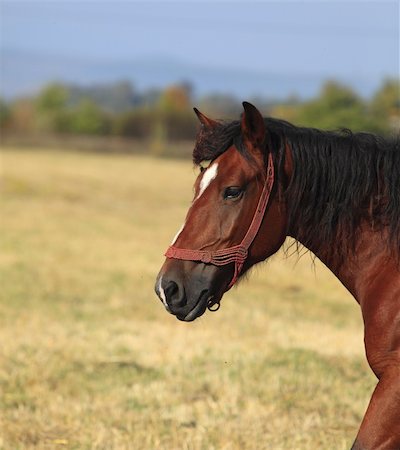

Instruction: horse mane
[193,118,400,260]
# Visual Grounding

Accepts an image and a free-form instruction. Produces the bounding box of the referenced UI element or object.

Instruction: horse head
[155,102,288,321]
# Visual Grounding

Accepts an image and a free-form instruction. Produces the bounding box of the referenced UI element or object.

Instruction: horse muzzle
[154,260,225,321]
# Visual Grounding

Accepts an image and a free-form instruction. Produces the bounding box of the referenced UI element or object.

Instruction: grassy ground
[0,148,376,449]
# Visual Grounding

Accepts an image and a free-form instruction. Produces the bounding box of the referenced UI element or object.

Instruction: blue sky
[1,1,399,98]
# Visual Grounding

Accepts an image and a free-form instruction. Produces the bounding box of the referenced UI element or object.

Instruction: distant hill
[0,47,379,100]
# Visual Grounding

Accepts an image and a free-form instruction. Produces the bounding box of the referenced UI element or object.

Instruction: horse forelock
[193,121,242,166]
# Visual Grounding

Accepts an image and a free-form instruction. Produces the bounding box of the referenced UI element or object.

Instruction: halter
[165,152,275,297]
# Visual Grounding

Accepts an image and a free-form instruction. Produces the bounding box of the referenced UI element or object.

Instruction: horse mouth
[176,291,215,322]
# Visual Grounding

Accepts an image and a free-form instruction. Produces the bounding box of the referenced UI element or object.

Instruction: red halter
[165,152,275,290]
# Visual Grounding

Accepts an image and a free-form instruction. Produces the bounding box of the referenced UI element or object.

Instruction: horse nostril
[165,280,178,298]
[165,280,186,308]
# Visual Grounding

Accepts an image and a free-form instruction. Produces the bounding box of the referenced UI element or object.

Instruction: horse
[155,102,400,449]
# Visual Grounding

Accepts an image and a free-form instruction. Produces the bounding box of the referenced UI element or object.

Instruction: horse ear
[193,108,219,128]
[241,101,266,148]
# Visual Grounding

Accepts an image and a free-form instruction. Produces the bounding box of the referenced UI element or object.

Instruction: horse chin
[177,300,208,322]
[176,291,222,322]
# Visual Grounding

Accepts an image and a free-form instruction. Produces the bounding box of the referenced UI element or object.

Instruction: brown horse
[155,102,400,449]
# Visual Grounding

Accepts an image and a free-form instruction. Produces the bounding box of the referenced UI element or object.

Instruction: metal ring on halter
[207,299,221,312]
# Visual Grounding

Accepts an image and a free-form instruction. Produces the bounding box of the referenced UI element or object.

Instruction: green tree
[69,99,109,135]
[370,79,400,133]
[35,83,70,132]
[296,81,372,132]
[0,98,10,130]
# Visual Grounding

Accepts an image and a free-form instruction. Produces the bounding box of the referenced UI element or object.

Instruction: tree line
[0,79,398,147]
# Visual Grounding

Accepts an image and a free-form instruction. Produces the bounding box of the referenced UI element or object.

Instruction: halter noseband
[165,152,275,291]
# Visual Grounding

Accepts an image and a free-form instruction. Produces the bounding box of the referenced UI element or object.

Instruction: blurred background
[0,2,399,449]
[1,1,399,153]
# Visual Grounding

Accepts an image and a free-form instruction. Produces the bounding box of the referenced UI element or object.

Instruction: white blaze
[171,224,184,246]
[196,162,218,200]
[170,162,219,247]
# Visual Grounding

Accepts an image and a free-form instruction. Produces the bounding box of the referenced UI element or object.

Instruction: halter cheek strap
[165,152,275,290]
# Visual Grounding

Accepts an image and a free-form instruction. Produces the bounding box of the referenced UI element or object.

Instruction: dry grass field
[0,147,376,449]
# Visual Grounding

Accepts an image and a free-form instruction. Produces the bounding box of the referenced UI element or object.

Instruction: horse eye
[224,187,243,200]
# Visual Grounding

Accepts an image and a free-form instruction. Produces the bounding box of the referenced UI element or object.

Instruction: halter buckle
[201,252,212,264]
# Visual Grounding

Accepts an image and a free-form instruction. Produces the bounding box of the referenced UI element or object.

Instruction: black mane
[193,118,400,260]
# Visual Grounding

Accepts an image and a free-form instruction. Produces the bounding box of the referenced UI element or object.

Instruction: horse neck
[280,142,394,303]
[292,226,392,303]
